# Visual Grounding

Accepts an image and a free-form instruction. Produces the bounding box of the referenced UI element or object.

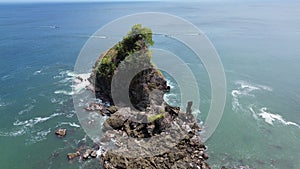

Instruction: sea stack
[88,24,211,169]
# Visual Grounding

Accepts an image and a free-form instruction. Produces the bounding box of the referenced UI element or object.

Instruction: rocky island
[68,24,212,169]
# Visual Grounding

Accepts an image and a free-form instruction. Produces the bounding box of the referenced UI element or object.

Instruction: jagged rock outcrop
[100,103,210,169]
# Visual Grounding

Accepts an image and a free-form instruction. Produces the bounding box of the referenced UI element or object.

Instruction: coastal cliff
[87,24,211,169]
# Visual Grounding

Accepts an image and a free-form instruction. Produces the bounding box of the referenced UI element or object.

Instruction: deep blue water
[0,1,300,169]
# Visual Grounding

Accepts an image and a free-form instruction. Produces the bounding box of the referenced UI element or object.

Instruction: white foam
[192,109,201,121]
[96,146,105,157]
[37,128,51,137]
[39,25,59,29]
[72,73,91,93]
[258,107,300,127]
[0,128,26,137]
[248,105,258,120]
[235,80,272,92]
[26,128,51,144]
[163,93,180,106]
[54,71,91,95]
[90,35,107,39]
[231,80,273,111]
[66,113,75,118]
[58,77,73,84]
[1,74,12,81]
[0,98,8,107]
[165,78,178,90]
[56,122,80,128]
[33,69,42,75]
[18,105,34,115]
[54,90,75,96]
[231,90,241,111]
[53,70,74,79]
[0,102,6,107]
[13,113,63,127]
[50,98,57,103]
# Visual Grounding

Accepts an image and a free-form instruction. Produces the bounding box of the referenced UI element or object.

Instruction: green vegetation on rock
[95,24,154,80]
[147,113,165,123]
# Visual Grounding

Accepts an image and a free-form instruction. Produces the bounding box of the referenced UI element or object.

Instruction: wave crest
[258,107,300,127]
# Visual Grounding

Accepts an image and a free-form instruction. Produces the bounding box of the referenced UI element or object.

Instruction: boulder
[105,112,126,130]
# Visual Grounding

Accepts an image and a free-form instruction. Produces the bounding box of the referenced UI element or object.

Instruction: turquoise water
[0,1,300,169]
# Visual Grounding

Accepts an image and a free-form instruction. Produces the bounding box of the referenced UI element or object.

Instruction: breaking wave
[232,80,299,128]
[166,79,176,89]
[231,80,272,112]
[54,70,91,96]
[1,112,64,144]
[258,107,299,127]
[13,113,63,128]
[56,122,80,128]
[54,90,75,96]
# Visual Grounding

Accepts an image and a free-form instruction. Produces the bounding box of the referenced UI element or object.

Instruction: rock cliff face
[89,24,210,169]
[89,24,169,111]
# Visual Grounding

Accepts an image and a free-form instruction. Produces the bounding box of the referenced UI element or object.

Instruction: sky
[0,0,169,3]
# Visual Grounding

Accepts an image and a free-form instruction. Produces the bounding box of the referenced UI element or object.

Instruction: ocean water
[0,1,300,169]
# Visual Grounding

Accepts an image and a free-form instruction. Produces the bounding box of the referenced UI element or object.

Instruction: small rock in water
[55,128,66,137]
